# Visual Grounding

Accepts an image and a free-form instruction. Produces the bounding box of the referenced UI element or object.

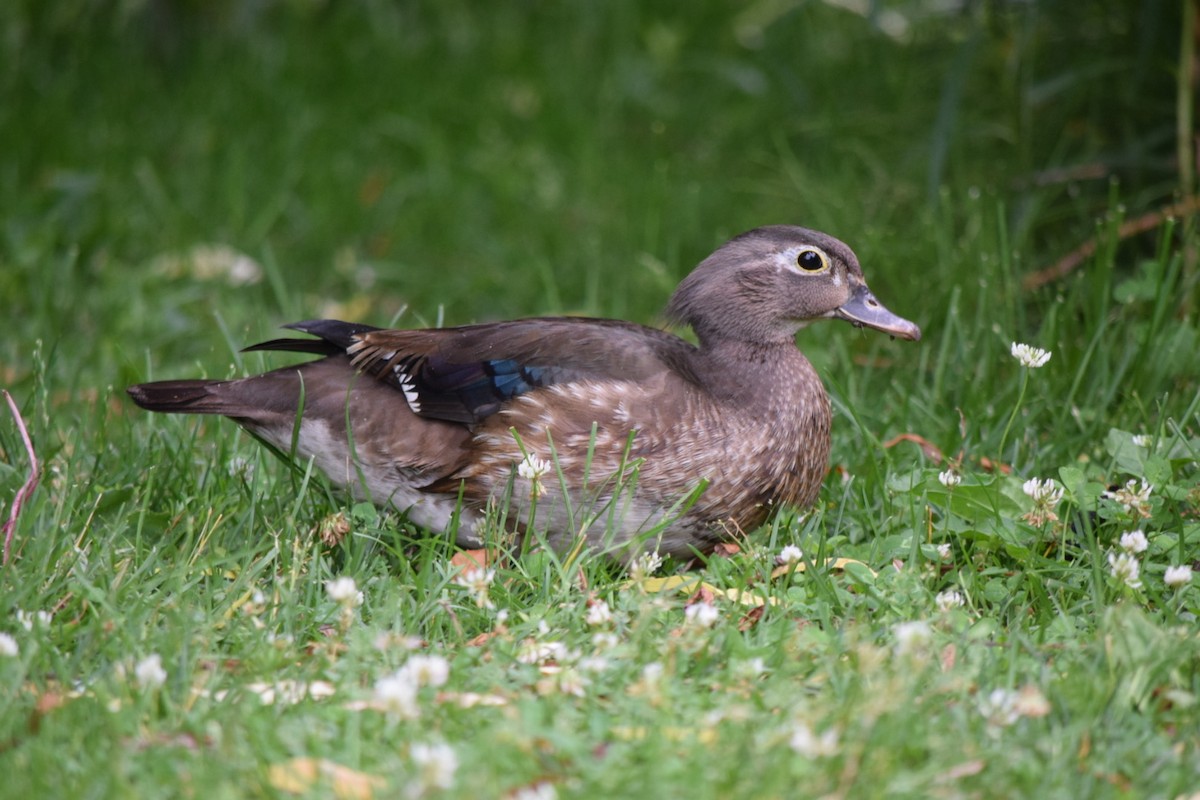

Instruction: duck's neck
[690,338,823,411]
[686,336,834,518]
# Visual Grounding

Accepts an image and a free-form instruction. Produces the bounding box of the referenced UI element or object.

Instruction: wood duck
[129,226,920,560]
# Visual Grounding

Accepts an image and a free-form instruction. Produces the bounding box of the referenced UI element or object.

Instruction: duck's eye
[795,247,829,273]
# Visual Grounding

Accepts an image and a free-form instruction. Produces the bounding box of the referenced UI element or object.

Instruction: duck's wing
[248,318,698,426]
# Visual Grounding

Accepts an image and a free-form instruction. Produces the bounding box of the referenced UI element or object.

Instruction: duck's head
[667,225,921,347]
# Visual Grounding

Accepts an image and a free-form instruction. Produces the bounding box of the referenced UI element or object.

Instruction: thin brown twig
[881,432,945,463]
[1022,195,1200,291]
[2,390,39,565]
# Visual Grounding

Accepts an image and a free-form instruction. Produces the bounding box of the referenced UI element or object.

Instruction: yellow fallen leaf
[769,557,876,580]
[636,576,775,607]
[634,557,877,607]
[267,757,386,799]
[611,725,718,745]
[709,585,775,606]
[637,575,702,595]
[223,586,260,620]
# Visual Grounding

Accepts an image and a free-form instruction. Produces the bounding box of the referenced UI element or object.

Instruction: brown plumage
[128,226,919,560]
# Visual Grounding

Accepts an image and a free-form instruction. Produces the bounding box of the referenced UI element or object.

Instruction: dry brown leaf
[1015,685,1051,718]
[940,644,957,672]
[1023,194,1200,291]
[977,456,1013,475]
[881,433,944,463]
[34,689,67,717]
[197,657,244,673]
[935,760,986,782]
[737,605,766,632]
[465,629,502,647]
[711,542,741,558]
[450,548,492,570]
[267,757,386,799]
[686,584,717,606]
[28,688,68,736]
[1094,771,1134,792]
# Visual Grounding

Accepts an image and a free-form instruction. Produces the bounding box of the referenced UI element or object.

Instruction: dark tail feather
[241,320,383,356]
[127,380,232,414]
[284,319,381,347]
[131,321,378,415]
[241,337,341,356]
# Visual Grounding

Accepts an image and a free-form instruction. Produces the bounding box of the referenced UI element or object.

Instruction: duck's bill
[834,285,921,341]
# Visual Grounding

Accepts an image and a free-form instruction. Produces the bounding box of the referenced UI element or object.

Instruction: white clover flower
[410,742,458,792]
[556,666,588,697]
[641,662,664,685]
[134,654,168,689]
[734,657,766,680]
[936,543,952,561]
[789,722,840,757]
[1108,551,1143,589]
[937,470,962,488]
[893,620,933,656]
[374,671,420,718]
[584,600,613,627]
[979,688,1020,727]
[316,511,351,547]
[394,633,427,651]
[227,456,255,479]
[324,576,363,607]
[590,631,619,650]
[517,639,573,666]
[245,589,267,615]
[1164,565,1193,588]
[776,544,804,565]
[512,782,558,800]
[453,567,496,609]
[1118,530,1149,554]
[935,590,965,612]
[16,609,52,631]
[517,453,553,498]
[1021,478,1065,526]
[401,654,450,688]
[578,655,611,673]
[1104,479,1153,518]
[1131,434,1151,448]
[684,601,720,628]
[517,453,552,481]
[0,633,18,658]
[1022,478,1064,505]
[630,550,663,581]
[1010,342,1052,368]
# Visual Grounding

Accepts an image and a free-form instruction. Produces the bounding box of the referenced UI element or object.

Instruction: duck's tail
[127,380,233,414]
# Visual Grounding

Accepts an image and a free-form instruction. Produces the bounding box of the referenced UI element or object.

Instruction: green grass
[2,2,1198,798]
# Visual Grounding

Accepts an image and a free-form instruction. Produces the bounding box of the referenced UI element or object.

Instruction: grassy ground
[2,2,1198,798]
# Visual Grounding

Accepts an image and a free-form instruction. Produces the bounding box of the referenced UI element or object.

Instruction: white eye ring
[794,247,830,273]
